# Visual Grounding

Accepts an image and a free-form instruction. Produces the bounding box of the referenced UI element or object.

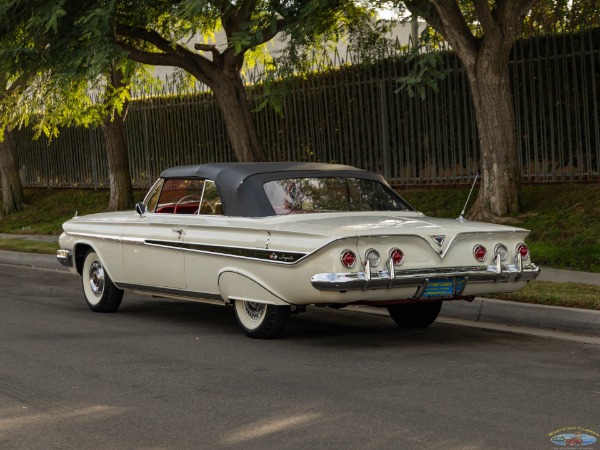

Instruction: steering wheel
[174,195,201,214]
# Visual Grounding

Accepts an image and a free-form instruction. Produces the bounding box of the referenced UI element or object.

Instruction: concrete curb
[1,250,598,336]
[0,250,69,272]
[441,298,600,336]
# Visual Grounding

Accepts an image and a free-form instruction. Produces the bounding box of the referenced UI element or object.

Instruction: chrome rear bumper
[311,259,540,292]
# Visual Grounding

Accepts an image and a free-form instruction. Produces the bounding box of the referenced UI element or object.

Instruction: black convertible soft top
[158,162,399,217]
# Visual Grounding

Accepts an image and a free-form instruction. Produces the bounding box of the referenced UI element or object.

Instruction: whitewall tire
[82,250,123,313]
[233,300,290,339]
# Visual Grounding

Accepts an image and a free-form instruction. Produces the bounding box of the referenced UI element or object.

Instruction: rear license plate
[422,277,464,299]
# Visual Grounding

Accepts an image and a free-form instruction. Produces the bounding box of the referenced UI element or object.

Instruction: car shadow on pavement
[111,293,514,348]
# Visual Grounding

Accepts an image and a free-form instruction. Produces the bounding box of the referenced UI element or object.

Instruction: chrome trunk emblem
[430,235,446,246]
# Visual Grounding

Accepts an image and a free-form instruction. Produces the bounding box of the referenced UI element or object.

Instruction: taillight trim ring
[365,248,381,268]
[494,243,509,261]
[389,248,405,267]
[473,244,487,262]
[340,249,357,268]
[516,242,530,260]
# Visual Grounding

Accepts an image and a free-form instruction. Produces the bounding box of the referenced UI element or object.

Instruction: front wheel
[234,301,290,339]
[387,301,442,328]
[82,250,123,313]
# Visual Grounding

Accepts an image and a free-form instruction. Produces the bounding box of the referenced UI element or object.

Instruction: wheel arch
[73,243,94,275]
[73,243,118,280]
[218,270,290,306]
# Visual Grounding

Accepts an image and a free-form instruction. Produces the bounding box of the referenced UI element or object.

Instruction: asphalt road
[1,265,599,450]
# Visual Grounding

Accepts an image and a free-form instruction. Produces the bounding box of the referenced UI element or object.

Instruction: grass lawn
[1,184,599,310]
[0,238,59,254]
[400,183,600,273]
[492,281,600,310]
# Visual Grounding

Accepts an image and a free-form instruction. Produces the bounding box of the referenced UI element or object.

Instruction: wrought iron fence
[13,28,600,189]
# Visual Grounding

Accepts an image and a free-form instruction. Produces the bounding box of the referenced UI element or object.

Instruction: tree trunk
[102,114,134,211]
[114,25,266,163]
[400,0,533,221]
[465,46,520,221]
[210,72,265,162]
[0,127,27,216]
[102,68,134,212]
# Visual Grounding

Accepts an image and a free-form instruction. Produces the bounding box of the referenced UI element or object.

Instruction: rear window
[263,177,412,215]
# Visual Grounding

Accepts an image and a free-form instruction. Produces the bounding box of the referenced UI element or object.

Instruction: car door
[182,180,231,295]
[121,178,204,290]
[121,214,187,289]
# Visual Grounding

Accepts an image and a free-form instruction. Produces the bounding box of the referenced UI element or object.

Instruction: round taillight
[389,248,405,266]
[365,248,381,268]
[473,244,487,262]
[340,250,357,268]
[516,243,530,260]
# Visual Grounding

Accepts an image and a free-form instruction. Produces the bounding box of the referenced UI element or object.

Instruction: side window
[199,180,223,215]
[150,178,223,215]
[155,179,204,214]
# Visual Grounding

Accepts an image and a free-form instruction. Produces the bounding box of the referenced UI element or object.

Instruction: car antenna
[458,173,478,221]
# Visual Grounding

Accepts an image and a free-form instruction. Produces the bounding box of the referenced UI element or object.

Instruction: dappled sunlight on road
[0,405,125,434]
[221,412,322,445]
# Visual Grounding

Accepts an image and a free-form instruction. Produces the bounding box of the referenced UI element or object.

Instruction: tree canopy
[1,0,380,163]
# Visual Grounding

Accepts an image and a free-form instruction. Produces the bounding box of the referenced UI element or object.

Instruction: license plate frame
[421,277,465,299]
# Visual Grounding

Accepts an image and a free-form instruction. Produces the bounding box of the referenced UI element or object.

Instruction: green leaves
[0,0,390,143]
[396,48,447,100]
[42,2,67,33]
[229,32,253,54]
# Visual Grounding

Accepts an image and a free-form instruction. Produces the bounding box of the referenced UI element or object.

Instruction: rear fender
[217,270,290,306]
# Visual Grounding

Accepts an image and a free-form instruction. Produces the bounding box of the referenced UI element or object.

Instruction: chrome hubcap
[89,261,105,297]
[244,302,265,321]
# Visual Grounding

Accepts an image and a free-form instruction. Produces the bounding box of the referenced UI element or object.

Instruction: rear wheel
[387,301,442,328]
[82,250,123,313]
[234,300,290,339]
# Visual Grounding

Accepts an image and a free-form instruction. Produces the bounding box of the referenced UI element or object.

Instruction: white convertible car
[57,162,540,338]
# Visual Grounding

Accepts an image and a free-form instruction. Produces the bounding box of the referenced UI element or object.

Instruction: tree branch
[114,40,182,67]
[7,74,30,96]
[497,0,536,39]
[116,24,185,57]
[194,42,221,60]
[404,0,445,35]
[115,40,211,85]
[416,0,477,67]
[255,17,287,45]
[238,0,259,22]
[115,23,219,84]
[219,0,238,35]
[472,0,497,36]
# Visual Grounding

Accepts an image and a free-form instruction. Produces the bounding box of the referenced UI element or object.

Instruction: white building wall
[152,20,425,83]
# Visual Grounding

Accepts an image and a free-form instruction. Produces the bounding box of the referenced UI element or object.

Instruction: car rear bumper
[311,261,540,296]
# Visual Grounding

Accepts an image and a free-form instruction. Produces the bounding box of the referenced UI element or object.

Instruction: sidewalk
[0,233,59,242]
[0,240,599,336]
[536,267,600,285]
